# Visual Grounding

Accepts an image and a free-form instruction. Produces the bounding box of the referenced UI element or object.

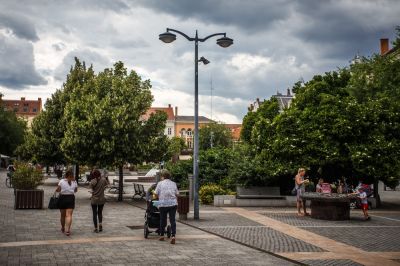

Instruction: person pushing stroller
[154,170,179,244]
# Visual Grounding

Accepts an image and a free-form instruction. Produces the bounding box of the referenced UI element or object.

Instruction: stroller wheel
[167,225,171,238]
[144,223,149,239]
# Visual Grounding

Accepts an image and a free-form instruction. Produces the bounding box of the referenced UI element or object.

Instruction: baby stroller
[144,199,171,239]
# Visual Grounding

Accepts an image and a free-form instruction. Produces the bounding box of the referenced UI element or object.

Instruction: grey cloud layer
[0,0,399,122]
[0,11,39,41]
[0,35,47,88]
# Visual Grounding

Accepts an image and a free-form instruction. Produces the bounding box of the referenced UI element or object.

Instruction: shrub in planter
[13,161,44,209]
[13,162,43,190]
[199,184,227,205]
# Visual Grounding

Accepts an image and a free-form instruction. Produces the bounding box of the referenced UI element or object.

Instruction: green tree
[166,136,186,163]
[241,98,280,144]
[0,96,27,156]
[199,122,232,150]
[346,46,400,195]
[198,147,233,185]
[18,58,95,168]
[62,61,167,201]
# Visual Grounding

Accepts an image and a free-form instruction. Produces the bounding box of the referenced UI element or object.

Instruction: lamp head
[199,56,210,65]
[217,36,233,48]
[159,31,176,43]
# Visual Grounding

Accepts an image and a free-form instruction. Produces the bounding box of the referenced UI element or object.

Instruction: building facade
[144,105,240,148]
[143,104,175,139]
[174,107,214,149]
[249,88,294,113]
[1,97,42,127]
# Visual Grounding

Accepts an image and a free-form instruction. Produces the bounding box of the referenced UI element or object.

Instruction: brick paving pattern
[303,227,400,252]
[300,259,364,266]
[2,169,400,265]
[0,170,296,265]
[260,212,400,252]
[197,226,325,253]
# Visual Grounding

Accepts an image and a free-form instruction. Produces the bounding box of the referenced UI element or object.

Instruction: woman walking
[56,169,78,236]
[89,169,109,233]
[155,170,179,244]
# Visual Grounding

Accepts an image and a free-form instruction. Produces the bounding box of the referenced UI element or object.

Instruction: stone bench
[236,186,285,200]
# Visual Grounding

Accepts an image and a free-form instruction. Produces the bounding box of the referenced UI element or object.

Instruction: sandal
[170,237,175,244]
[65,231,71,236]
[61,228,65,233]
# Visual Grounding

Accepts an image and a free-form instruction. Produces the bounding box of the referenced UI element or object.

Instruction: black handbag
[48,193,60,209]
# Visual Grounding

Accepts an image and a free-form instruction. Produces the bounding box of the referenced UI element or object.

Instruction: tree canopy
[199,122,232,150]
[239,48,400,190]
[0,94,27,156]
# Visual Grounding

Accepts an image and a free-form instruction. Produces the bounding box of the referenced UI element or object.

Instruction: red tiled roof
[143,107,175,120]
[224,124,241,140]
[224,124,242,130]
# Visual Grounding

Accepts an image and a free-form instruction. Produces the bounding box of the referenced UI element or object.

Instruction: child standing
[357,188,370,220]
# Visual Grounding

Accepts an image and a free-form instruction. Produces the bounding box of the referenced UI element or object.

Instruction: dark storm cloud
[0,35,47,88]
[290,0,400,60]
[52,42,66,51]
[54,49,111,81]
[136,0,291,32]
[0,11,39,41]
[137,0,399,61]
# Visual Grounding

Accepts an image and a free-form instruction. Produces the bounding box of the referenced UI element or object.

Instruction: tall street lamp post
[159,28,233,220]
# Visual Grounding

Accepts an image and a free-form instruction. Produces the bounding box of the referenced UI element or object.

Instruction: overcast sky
[0,0,399,123]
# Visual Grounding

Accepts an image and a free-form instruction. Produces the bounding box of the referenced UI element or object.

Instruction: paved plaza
[1,170,400,265]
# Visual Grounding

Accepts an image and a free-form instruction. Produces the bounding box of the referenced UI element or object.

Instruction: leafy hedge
[12,161,43,190]
[199,184,231,205]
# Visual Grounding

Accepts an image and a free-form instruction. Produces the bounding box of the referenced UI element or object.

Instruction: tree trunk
[374,180,381,207]
[75,164,79,182]
[118,165,123,202]
[46,165,49,174]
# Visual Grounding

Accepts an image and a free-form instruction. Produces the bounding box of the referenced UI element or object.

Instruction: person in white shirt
[155,170,179,244]
[55,169,78,236]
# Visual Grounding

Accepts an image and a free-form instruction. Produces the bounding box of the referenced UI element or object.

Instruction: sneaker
[159,236,165,241]
[93,228,99,233]
[170,237,175,244]
[99,225,103,232]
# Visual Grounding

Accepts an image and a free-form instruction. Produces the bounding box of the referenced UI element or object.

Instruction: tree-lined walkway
[0,170,296,265]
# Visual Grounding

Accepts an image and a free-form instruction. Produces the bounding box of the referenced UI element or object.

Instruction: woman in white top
[55,169,78,236]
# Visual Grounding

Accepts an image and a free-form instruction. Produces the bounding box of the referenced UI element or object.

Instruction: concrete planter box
[214,195,236,207]
[236,186,280,197]
[14,189,44,209]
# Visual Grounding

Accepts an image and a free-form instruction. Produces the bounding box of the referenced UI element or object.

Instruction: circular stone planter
[301,192,357,220]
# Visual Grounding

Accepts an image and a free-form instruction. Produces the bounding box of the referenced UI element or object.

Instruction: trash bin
[177,195,189,220]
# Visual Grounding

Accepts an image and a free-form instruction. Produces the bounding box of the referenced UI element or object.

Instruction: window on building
[187,129,192,136]
[13,108,18,112]
[180,128,186,137]
[24,103,29,107]
[168,127,172,135]
[23,107,28,112]
[14,103,19,106]
[33,108,37,112]
[187,141,192,149]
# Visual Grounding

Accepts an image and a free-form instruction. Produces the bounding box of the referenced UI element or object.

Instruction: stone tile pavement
[0,170,297,265]
[2,168,400,265]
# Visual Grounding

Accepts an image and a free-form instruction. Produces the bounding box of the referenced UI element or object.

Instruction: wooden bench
[236,186,285,200]
[132,183,146,200]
